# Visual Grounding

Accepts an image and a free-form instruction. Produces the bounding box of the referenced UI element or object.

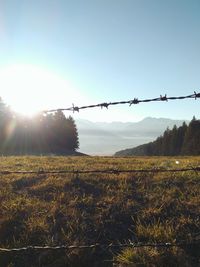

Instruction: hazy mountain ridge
[76,117,188,155]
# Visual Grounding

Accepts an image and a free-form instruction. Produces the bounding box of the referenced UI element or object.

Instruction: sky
[0,0,200,122]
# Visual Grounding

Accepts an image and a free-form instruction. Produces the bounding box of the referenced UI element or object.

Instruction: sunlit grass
[0,156,199,266]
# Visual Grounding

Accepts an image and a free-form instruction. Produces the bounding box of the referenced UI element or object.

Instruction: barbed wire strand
[43,91,200,113]
[0,241,199,253]
[0,166,200,175]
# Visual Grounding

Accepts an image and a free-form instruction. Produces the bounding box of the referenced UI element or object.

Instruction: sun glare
[0,64,82,117]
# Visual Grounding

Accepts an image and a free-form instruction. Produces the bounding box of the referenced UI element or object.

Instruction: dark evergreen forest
[0,98,79,155]
[115,117,200,156]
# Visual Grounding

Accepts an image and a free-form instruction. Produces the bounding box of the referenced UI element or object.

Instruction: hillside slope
[115,118,200,156]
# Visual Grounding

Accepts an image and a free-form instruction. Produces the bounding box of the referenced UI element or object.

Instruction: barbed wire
[0,240,199,253]
[0,166,200,175]
[43,91,200,113]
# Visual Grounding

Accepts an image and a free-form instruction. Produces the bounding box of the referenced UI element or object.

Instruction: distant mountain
[76,117,188,155]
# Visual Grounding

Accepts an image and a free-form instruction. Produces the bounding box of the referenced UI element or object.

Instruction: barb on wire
[160,94,168,101]
[43,91,200,113]
[194,91,200,99]
[0,166,200,175]
[0,241,199,253]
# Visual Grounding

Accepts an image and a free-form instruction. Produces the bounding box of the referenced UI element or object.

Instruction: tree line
[115,117,200,156]
[0,98,79,155]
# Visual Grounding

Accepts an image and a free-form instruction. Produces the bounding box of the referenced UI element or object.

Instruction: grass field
[0,156,199,267]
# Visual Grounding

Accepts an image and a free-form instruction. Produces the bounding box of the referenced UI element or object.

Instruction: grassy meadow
[0,156,199,267]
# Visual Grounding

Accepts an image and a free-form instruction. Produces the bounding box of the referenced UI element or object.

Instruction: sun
[0,64,81,117]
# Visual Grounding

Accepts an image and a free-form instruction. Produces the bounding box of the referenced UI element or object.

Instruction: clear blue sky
[0,0,200,121]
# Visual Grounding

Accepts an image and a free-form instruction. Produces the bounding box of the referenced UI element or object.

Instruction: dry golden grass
[0,156,199,266]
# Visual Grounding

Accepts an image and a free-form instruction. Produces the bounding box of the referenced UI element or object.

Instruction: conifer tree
[65,115,79,151]
[0,98,80,155]
[181,117,200,155]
